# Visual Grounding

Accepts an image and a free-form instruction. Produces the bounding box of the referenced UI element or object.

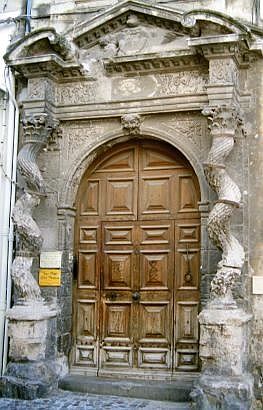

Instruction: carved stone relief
[28,78,56,103]
[84,13,190,61]
[112,71,208,101]
[209,58,238,86]
[61,120,106,163]
[121,113,142,135]
[160,114,209,160]
[156,71,208,96]
[56,82,97,105]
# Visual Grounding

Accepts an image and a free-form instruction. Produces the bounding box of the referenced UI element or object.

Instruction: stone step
[59,375,194,402]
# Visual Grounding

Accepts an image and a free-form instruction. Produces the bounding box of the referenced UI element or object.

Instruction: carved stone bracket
[202,104,245,304]
[121,113,142,135]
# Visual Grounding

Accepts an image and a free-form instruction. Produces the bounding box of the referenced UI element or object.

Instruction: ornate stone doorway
[72,139,201,378]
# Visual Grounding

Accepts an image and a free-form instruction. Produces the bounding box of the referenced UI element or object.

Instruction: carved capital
[202,104,245,137]
[22,113,59,146]
[121,113,142,135]
[18,113,60,193]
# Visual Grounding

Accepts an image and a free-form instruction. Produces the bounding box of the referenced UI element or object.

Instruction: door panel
[73,141,201,377]
[80,180,100,216]
[105,178,137,217]
[139,176,173,217]
[75,299,98,367]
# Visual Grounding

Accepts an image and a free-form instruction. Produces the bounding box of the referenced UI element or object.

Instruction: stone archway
[71,138,202,378]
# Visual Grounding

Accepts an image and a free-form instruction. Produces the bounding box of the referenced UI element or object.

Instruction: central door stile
[97,221,103,376]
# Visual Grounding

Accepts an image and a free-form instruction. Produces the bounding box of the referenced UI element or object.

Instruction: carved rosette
[202,105,245,302]
[121,113,142,135]
[12,112,59,302]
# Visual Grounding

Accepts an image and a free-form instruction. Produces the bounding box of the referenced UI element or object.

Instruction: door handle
[132,291,140,301]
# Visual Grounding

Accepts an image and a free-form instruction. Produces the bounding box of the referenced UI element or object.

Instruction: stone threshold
[59,374,195,402]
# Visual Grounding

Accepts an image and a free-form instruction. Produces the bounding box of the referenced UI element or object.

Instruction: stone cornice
[103,51,207,75]
[188,34,251,67]
[10,56,88,81]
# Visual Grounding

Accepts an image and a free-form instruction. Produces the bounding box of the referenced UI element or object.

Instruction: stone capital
[202,104,245,137]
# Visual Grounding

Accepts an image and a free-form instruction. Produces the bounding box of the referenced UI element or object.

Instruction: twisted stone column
[0,113,60,399]
[202,105,245,305]
[12,113,59,303]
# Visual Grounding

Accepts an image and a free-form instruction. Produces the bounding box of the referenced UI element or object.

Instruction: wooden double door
[73,140,200,378]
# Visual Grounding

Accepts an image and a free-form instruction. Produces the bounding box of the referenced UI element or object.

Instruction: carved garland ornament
[202,105,245,301]
[12,113,59,302]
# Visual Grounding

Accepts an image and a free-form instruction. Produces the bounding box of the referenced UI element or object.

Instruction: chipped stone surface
[0,389,190,409]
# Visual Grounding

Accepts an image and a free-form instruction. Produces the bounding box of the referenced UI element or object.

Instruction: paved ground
[0,390,191,409]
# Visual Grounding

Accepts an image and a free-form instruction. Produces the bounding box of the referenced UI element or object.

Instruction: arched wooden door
[73,140,201,378]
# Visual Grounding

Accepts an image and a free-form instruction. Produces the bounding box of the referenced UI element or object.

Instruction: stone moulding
[202,104,245,303]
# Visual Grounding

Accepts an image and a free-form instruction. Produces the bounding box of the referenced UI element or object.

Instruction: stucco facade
[0,1,263,408]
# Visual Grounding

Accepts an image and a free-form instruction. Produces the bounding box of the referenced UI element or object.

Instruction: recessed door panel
[106,178,136,216]
[104,251,133,289]
[78,251,98,288]
[140,176,172,216]
[80,180,100,216]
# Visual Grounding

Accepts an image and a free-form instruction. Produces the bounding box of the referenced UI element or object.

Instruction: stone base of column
[190,305,253,409]
[0,361,57,399]
[0,301,57,399]
[190,374,254,410]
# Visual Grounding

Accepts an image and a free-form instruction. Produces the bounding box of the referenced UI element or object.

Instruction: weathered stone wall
[246,58,263,404]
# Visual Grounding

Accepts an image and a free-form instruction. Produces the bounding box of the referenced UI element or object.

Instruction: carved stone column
[0,113,60,399]
[190,49,254,409]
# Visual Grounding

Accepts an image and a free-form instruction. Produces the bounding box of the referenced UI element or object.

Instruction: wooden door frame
[57,133,211,378]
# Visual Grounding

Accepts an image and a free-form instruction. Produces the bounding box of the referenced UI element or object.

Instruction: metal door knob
[132,291,140,301]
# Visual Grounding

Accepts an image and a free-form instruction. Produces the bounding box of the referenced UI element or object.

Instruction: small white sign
[40,251,62,269]
[252,276,263,295]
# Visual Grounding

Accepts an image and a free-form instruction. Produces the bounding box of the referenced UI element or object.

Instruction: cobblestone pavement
[0,390,191,409]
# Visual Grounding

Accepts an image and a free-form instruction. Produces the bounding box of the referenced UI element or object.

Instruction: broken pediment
[4,0,257,80]
[68,1,254,75]
[69,0,252,49]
